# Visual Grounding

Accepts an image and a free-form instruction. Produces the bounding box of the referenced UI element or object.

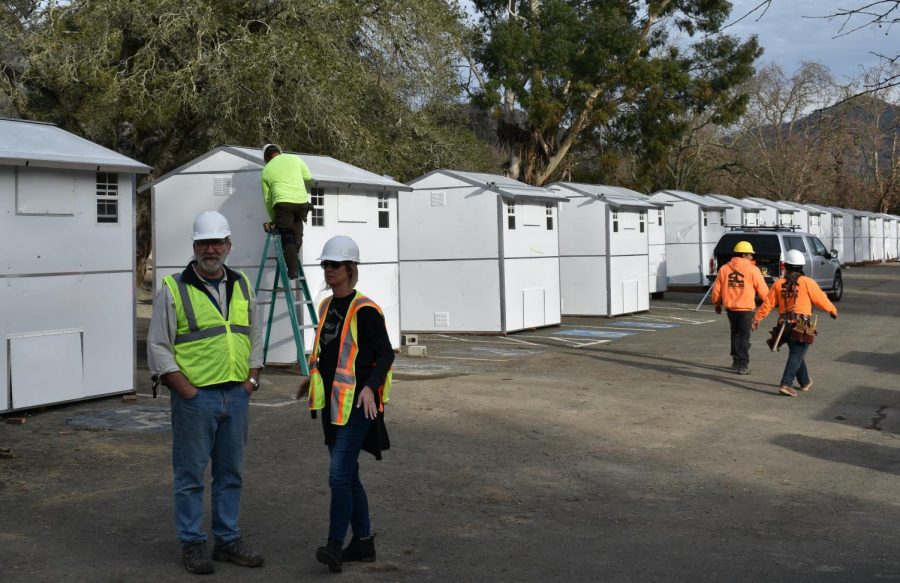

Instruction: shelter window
[702,211,708,226]
[96,172,118,223]
[378,194,390,229]
[658,210,663,226]
[545,204,554,230]
[612,210,619,233]
[310,187,325,227]
[640,211,646,233]
[507,202,516,230]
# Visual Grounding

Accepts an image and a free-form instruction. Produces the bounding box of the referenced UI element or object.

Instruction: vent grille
[430,191,446,206]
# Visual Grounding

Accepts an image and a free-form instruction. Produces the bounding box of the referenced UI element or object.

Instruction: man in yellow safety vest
[148,210,265,574]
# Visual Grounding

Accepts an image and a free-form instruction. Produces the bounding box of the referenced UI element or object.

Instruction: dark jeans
[170,383,250,546]
[274,202,311,277]
[780,338,811,388]
[727,310,754,368]
[326,407,373,543]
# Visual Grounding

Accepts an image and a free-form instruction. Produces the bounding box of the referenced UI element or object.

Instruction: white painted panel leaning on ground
[647,190,731,287]
[550,182,655,316]
[399,170,564,333]
[0,118,151,413]
[146,145,408,364]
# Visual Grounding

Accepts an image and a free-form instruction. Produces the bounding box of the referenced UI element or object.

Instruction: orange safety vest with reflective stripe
[308,291,393,425]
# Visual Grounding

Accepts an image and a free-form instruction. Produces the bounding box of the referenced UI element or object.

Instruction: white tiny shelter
[647,190,731,286]
[148,146,408,363]
[706,193,764,227]
[745,197,799,227]
[836,208,870,264]
[551,183,655,316]
[779,201,824,237]
[868,212,885,262]
[0,118,151,413]
[805,204,845,263]
[399,170,564,333]
[884,215,900,260]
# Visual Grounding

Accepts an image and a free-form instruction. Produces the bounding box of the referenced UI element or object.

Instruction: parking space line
[499,336,542,346]
[431,356,509,362]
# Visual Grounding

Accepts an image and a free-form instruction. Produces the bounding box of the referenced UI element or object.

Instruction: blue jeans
[780,338,811,387]
[170,383,250,547]
[327,408,373,543]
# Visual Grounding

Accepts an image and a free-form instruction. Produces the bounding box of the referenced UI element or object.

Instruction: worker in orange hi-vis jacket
[711,241,769,375]
[752,249,838,398]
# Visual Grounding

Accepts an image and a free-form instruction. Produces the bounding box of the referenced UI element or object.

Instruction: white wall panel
[1,272,133,412]
[609,256,650,315]
[558,195,606,256]
[649,245,667,293]
[560,256,608,315]
[399,260,502,332]
[502,257,561,331]
[502,200,559,259]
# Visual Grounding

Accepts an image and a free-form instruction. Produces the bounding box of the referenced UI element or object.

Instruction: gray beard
[195,254,227,277]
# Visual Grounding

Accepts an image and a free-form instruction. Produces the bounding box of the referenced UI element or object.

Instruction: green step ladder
[253,227,319,374]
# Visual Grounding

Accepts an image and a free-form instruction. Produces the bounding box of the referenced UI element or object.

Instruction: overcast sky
[725,0,899,82]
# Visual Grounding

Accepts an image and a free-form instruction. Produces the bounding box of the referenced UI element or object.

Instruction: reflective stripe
[236,276,250,305]
[175,276,199,333]
[175,325,227,344]
[230,324,251,336]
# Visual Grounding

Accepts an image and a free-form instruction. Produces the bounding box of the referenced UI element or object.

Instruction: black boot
[316,539,343,573]
[342,535,376,562]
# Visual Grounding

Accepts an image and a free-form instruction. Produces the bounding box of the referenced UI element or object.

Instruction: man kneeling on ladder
[261,143,314,279]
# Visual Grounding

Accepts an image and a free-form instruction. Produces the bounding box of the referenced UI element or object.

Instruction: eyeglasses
[194,239,228,250]
[320,260,346,270]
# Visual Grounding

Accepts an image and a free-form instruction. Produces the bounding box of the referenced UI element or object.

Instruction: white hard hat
[784,249,805,267]
[317,235,360,263]
[192,211,231,240]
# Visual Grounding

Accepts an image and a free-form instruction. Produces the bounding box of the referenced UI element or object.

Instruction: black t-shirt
[316,291,394,443]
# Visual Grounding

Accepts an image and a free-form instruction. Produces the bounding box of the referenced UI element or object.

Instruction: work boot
[800,379,814,392]
[736,367,751,375]
[212,538,264,568]
[779,385,798,397]
[342,534,376,563]
[316,539,343,573]
[182,541,214,575]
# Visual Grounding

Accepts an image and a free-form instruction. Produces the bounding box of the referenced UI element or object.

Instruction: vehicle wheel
[829,273,843,302]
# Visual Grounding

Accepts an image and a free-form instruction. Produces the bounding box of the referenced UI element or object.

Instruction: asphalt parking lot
[2,263,899,582]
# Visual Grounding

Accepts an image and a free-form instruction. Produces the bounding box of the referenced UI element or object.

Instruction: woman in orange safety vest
[296,235,394,573]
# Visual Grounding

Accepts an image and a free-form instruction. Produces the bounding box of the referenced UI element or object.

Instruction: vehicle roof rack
[727,225,801,232]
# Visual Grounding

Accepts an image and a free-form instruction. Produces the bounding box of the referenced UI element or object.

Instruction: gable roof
[143,145,411,192]
[0,117,151,173]
[706,193,766,210]
[806,203,841,216]
[778,201,823,215]
[409,169,567,202]
[650,189,731,210]
[550,182,659,210]
[745,197,799,212]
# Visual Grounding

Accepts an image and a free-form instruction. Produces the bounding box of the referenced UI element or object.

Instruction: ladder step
[297,324,317,330]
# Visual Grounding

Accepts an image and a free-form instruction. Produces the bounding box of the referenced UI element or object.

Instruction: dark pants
[780,338,811,387]
[727,310,754,368]
[326,407,373,544]
[274,202,311,277]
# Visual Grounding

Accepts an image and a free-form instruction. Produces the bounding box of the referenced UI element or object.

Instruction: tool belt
[779,313,817,345]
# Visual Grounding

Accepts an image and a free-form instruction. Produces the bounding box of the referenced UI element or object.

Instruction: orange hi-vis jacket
[711,257,769,311]
[753,274,837,325]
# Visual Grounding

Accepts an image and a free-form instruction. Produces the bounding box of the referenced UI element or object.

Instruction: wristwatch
[248,377,259,391]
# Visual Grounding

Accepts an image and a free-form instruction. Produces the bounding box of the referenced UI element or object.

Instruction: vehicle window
[784,236,806,253]
[714,234,781,256]
[806,236,828,257]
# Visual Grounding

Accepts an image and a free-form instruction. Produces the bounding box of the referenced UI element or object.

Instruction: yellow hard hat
[733,241,754,254]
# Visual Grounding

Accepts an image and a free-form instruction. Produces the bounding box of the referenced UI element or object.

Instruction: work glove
[714,304,722,314]
[830,313,837,320]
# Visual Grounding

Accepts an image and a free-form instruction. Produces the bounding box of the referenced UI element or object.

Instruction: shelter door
[522,288,546,329]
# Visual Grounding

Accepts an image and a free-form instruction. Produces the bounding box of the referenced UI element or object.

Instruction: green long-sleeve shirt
[261,154,313,220]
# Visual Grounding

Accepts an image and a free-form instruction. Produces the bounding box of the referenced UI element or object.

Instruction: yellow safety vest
[163,271,253,388]
[308,291,393,425]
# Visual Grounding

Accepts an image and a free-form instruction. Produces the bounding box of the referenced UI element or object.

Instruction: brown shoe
[800,380,813,392]
[779,385,798,397]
